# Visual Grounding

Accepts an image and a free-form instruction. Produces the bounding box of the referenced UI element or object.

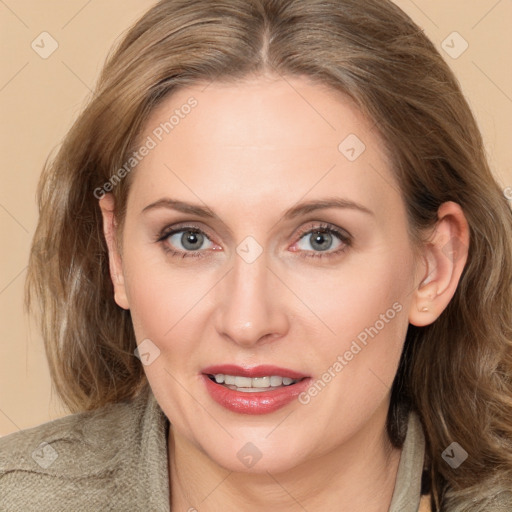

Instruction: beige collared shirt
[0,385,430,511]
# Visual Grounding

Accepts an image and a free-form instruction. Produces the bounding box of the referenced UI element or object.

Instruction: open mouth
[206,373,306,393]
[201,364,311,414]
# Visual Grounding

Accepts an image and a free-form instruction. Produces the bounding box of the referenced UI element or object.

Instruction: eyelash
[155,222,351,260]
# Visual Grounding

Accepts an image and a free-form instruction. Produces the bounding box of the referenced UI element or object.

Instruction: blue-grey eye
[297,230,343,252]
[167,230,212,251]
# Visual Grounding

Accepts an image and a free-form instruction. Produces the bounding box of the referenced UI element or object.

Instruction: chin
[196,430,314,475]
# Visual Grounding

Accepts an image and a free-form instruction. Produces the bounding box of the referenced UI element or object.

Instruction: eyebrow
[141,197,374,220]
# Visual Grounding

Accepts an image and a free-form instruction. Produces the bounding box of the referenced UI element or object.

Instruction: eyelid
[156,221,216,243]
[294,221,351,242]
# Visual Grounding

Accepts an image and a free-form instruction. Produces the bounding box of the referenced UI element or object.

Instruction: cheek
[291,249,413,343]
[292,248,414,417]
[121,246,203,343]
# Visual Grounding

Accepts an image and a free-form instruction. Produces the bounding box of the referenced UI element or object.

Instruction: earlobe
[409,201,469,327]
[98,193,130,310]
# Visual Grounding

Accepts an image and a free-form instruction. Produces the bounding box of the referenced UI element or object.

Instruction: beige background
[1,0,511,436]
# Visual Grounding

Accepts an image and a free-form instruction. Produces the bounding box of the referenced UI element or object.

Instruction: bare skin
[100,74,469,511]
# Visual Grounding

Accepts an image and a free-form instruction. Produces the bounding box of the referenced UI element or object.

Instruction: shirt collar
[389,410,427,512]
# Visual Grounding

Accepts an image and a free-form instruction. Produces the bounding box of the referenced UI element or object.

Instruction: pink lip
[201,365,311,415]
[201,364,308,380]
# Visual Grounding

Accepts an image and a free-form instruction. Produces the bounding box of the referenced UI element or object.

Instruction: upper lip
[202,364,309,380]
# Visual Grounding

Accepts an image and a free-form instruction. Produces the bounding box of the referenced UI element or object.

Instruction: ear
[98,193,130,310]
[409,201,469,327]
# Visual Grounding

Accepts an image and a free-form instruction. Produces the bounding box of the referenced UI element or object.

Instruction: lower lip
[202,375,311,415]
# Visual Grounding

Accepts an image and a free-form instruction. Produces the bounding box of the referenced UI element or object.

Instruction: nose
[213,249,290,348]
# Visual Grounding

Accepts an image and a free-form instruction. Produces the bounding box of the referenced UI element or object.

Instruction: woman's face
[108,75,424,472]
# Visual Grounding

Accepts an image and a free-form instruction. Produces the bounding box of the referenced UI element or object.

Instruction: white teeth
[234,376,252,388]
[270,376,282,387]
[210,374,300,390]
[224,375,236,385]
[252,377,270,388]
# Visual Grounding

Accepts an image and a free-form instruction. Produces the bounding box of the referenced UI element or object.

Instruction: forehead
[127,76,401,219]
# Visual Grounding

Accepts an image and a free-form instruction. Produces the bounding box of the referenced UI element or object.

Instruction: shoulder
[0,386,165,511]
[443,487,512,512]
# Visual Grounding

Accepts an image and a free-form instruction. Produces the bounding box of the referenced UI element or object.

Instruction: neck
[168,405,402,512]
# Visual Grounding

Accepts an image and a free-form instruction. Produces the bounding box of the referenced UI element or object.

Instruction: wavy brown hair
[26,0,512,509]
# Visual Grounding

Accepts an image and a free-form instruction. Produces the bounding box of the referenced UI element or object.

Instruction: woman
[1,0,511,510]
